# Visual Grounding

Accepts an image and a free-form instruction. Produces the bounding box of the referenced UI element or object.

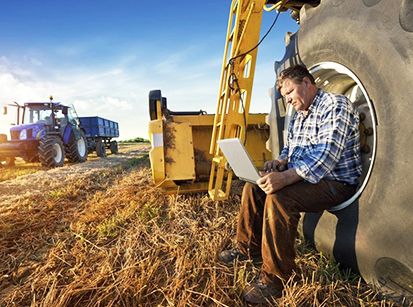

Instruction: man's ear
[304,77,315,91]
[303,76,310,87]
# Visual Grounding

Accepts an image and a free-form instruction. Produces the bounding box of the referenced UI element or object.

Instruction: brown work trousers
[236,179,356,287]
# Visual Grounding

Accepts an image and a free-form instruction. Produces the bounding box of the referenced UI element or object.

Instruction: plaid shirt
[279,89,362,185]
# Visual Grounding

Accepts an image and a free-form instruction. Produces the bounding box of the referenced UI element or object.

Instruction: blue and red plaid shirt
[279,89,362,185]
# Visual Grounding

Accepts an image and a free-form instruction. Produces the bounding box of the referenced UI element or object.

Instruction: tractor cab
[8,102,55,142]
[7,102,80,142]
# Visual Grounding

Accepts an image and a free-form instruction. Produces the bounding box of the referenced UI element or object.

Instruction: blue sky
[0,1,298,139]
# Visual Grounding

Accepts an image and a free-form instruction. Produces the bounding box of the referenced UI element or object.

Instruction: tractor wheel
[109,141,118,154]
[39,136,65,167]
[96,139,106,157]
[66,130,88,163]
[274,0,413,298]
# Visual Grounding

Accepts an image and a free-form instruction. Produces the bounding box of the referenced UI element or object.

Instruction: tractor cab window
[50,109,67,129]
[68,107,80,126]
[24,107,53,125]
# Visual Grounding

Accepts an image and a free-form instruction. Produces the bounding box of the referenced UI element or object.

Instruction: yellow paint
[164,121,196,181]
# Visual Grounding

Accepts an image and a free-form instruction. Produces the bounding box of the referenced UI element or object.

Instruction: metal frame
[208,0,267,200]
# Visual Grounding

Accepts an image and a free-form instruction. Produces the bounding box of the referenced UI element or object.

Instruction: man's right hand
[263,159,288,173]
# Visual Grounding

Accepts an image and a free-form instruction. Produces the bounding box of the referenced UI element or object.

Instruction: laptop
[217,138,260,183]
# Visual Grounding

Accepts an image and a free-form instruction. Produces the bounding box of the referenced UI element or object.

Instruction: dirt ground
[0,143,150,207]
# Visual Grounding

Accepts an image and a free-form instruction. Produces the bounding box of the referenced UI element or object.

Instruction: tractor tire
[109,141,119,154]
[96,139,106,158]
[66,130,88,163]
[39,136,65,167]
[273,0,413,299]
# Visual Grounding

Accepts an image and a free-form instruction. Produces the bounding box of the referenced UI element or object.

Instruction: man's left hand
[257,169,302,194]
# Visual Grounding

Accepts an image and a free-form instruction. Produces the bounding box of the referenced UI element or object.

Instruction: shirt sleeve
[292,97,354,183]
[278,147,289,161]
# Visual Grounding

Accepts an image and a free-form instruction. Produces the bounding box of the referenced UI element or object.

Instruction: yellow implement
[148,90,270,195]
[148,0,298,198]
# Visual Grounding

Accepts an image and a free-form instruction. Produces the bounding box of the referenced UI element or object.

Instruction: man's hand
[256,168,302,194]
[263,159,288,173]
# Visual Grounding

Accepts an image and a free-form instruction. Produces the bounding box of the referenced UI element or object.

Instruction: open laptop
[217,138,260,183]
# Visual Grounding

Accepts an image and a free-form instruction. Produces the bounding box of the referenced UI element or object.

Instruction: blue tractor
[0,99,87,167]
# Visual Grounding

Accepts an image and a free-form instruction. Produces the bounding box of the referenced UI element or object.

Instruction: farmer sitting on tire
[218,64,362,304]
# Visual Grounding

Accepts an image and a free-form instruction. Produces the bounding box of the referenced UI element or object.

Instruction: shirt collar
[297,88,323,118]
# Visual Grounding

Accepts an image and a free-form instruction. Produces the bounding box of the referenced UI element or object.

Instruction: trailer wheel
[286,0,413,298]
[109,141,118,154]
[96,139,106,157]
[66,130,88,163]
[39,136,65,167]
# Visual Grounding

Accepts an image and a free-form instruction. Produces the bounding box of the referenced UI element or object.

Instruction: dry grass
[0,141,146,182]
[0,160,42,182]
[0,151,409,306]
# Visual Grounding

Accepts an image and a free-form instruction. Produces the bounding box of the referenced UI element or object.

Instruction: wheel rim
[53,143,63,163]
[285,62,377,211]
[77,137,87,157]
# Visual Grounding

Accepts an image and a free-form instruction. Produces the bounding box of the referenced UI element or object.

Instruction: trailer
[79,116,119,157]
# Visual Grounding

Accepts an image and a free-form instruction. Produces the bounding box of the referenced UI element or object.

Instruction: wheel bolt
[359,112,366,121]
[361,144,371,153]
[364,127,374,136]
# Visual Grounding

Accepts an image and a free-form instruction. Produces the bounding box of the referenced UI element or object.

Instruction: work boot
[243,280,283,304]
[218,248,249,264]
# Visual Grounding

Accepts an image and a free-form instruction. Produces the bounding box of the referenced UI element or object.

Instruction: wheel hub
[52,143,63,163]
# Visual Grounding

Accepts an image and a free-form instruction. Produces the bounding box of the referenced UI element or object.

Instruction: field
[0,144,405,306]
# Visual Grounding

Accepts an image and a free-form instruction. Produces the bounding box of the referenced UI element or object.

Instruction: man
[218,65,362,304]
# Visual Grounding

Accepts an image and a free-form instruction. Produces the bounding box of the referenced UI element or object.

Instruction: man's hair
[277,65,316,91]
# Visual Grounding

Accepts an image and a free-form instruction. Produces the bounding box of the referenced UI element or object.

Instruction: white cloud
[0,48,277,141]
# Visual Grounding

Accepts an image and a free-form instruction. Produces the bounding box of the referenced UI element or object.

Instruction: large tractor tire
[66,130,88,163]
[272,0,413,300]
[96,139,106,157]
[109,141,119,154]
[39,136,65,167]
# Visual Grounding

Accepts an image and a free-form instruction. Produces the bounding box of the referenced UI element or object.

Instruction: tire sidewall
[110,141,118,154]
[296,0,413,291]
[39,136,65,167]
[66,130,88,163]
[96,140,106,158]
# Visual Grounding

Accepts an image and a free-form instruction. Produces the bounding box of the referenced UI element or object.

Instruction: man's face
[279,77,313,112]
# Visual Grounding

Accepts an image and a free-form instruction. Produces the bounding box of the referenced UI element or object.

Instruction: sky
[0,1,298,140]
